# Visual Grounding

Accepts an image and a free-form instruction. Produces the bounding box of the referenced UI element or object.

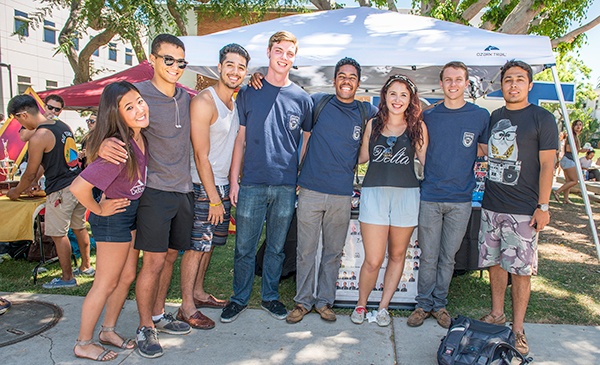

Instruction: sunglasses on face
[46,105,62,112]
[383,135,397,159]
[86,119,96,124]
[154,54,188,69]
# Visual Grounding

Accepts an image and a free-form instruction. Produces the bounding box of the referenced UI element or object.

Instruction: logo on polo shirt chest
[462,132,474,147]
[288,115,300,130]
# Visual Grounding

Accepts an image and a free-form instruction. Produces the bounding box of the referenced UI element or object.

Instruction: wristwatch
[537,203,549,212]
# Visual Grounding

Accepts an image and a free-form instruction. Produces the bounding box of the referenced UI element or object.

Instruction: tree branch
[551,15,600,48]
[357,0,371,6]
[167,0,187,36]
[461,0,491,23]
[75,28,118,84]
[128,34,147,63]
[57,0,83,79]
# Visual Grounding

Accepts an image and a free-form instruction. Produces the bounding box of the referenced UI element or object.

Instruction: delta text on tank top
[38,120,81,194]
[362,127,419,188]
[190,86,239,186]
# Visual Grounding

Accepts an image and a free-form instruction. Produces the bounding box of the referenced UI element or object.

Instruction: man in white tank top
[177,44,250,329]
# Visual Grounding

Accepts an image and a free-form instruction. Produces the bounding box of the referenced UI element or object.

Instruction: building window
[93,48,99,57]
[43,20,57,44]
[17,75,32,95]
[125,48,133,66]
[108,43,117,61]
[46,80,58,90]
[14,10,30,37]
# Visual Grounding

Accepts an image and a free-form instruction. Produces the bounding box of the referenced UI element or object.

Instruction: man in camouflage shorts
[478,60,558,356]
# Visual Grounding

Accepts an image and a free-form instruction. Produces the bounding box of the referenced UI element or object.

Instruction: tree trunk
[357,0,371,6]
[310,0,332,10]
[419,0,435,17]
[387,0,397,12]
[167,0,188,36]
[129,34,147,63]
[58,0,83,85]
[498,0,543,34]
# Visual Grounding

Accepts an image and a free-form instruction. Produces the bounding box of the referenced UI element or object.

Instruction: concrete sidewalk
[2,292,600,364]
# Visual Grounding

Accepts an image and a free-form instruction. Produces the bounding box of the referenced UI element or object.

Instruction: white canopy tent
[181,7,599,259]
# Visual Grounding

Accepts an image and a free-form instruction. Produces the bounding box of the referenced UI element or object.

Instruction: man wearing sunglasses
[408,61,490,329]
[44,94,64,118]
[98,34,192,358]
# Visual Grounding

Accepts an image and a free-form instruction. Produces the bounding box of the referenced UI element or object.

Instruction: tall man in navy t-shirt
[407,61,489,329]
[222,31,312,323]
[478,60,557,356]
[286,58,377,324]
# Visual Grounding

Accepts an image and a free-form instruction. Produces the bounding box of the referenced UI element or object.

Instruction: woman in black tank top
[350,75,428,326]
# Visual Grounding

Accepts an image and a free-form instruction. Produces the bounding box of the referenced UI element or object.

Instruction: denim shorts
[89,199,139,242]
[358,186,419,227]
[560,156,576,169]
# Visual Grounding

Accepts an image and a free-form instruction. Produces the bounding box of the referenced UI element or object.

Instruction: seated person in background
[579,150,600,181]
[7,94,93,289]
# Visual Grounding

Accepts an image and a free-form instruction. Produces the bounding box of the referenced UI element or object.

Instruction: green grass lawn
[1,199,599,325]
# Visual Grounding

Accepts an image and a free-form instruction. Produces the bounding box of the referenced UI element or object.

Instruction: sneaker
[407,308,431,327]
[315,304,337,322]
[153,313,191,335]
[350,306,367,324]
[376,308,391,327]
[136,326,163,358]
[73,267,95,277]
[220,301,247,323]
[261,300,288,320]
[480,312,506,325]
[514,330,529,355]
[42,278,77,289]
[432,308,452,329]
[286,304,310,324]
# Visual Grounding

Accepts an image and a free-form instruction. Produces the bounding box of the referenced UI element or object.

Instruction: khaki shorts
[478,208,538,276]
[44,185,87,237]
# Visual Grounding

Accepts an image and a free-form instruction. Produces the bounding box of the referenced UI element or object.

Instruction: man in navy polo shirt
[222,31,312,323]
[286,57,377,324]
[407,61,489,329]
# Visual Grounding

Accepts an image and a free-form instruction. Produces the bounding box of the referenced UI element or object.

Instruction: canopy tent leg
[551,65,600,261]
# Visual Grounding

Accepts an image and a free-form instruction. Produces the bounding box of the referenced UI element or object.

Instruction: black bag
[438,315,531,365]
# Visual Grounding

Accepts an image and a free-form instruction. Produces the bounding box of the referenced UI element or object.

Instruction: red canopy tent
[37,61,198,110]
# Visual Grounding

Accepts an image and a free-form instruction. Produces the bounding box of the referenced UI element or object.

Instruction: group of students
[5,29,558,361]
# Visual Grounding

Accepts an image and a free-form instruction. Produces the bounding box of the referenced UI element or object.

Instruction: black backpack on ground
[438,315,532,365]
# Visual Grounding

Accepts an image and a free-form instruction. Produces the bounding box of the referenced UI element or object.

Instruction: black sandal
[98,326,136,349]
[74,339,117,362]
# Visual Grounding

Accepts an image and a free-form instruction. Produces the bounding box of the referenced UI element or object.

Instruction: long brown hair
[85,81,143,181]
[567,119,583,152]
[372,74,424,150]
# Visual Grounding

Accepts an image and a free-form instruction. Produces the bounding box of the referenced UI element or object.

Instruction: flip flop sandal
[74,339,117,362]
[552,190,562,203]
[99,326,136,349]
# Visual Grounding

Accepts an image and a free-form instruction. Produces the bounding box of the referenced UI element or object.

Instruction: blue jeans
[416,201,472,312]
[231,185,296,306]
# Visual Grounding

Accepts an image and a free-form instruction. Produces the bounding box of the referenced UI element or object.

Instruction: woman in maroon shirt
[70,81,149,361]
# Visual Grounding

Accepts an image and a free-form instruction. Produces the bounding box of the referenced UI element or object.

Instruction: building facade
[0,0,142,129]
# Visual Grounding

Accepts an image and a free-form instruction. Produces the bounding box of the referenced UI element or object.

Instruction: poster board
[334,219,419,309]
